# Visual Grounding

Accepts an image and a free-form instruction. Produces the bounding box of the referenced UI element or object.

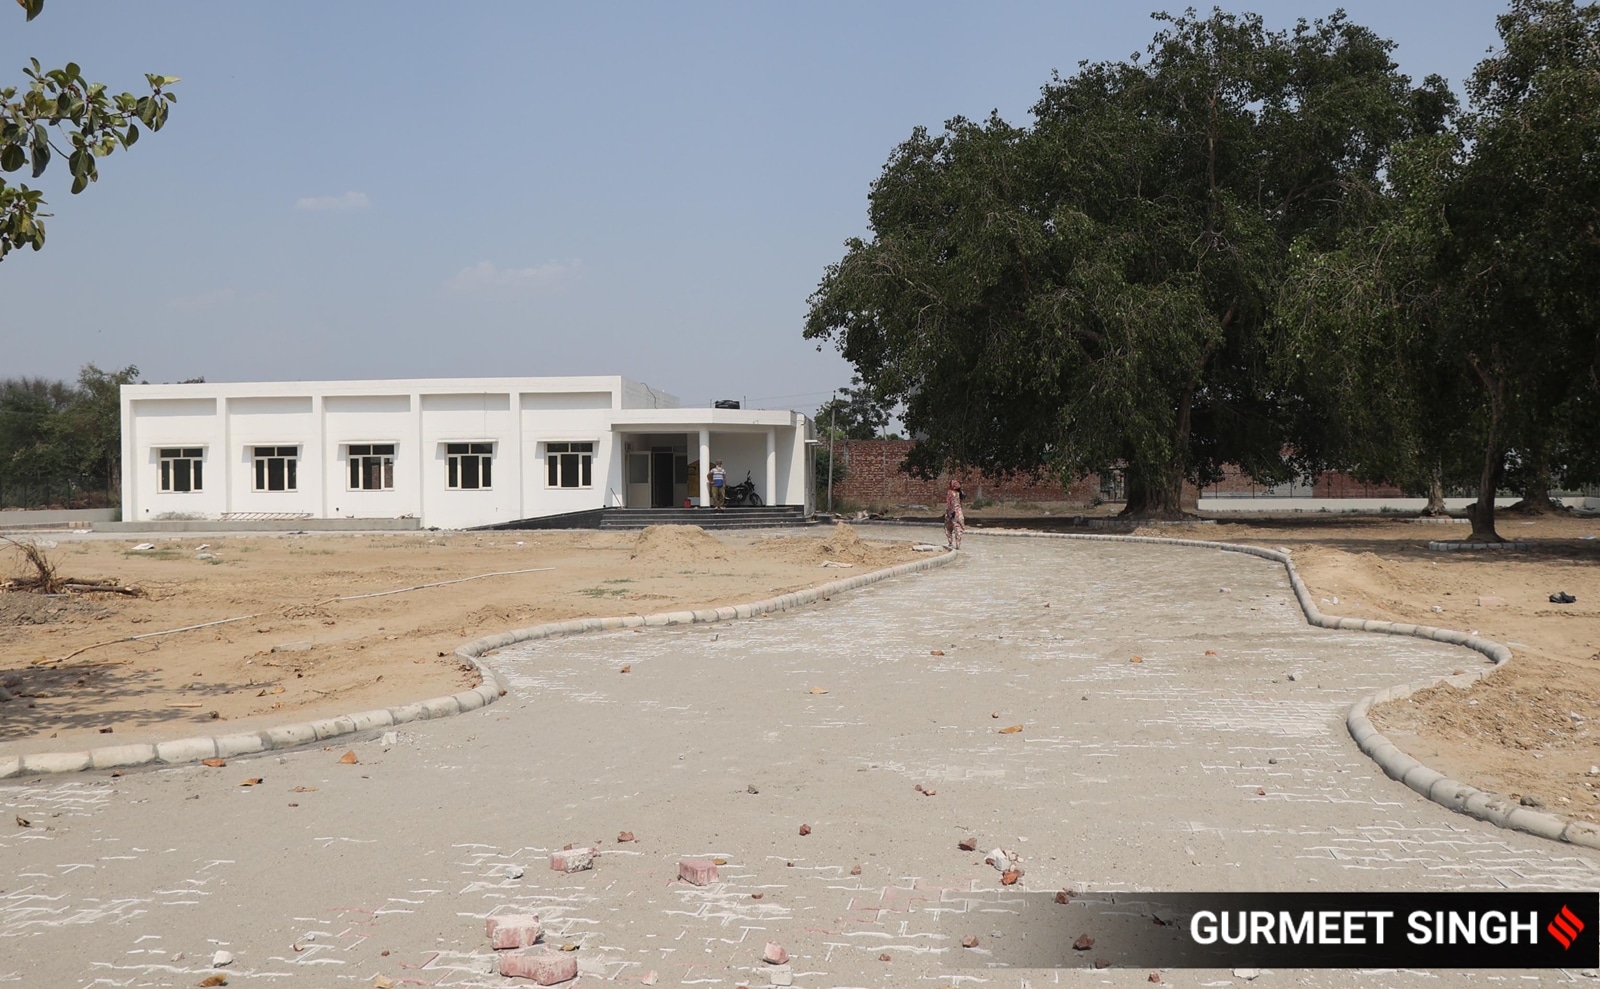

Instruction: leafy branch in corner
[1,0,179,259]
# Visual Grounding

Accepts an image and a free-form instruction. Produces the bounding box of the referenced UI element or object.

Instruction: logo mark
[1548,906,1585,949]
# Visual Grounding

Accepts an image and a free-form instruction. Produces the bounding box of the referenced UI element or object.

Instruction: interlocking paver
[2,529,1595,987]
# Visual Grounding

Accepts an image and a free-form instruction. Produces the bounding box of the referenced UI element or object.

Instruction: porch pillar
[698,428,711,508]
[765,428,777,506]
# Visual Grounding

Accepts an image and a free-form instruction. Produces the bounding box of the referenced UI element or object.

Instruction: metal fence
[0,473,118,510]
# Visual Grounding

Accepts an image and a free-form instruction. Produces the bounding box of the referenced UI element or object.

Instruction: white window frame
[157,447,205,493]
[545,441,595,489]
[446,442,494,490]
[346,443,396,491]
[251,445,300,492]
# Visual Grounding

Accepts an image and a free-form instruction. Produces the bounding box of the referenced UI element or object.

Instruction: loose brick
[549,846,595,873]
[761,941,788,965]
[486,913,542,950]
[679,858,719,885]
[498,947,577,984]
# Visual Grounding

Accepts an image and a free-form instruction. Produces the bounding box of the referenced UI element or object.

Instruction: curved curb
[1427,540,1535,552]
[0,548,958,781]
[958,526,1600,851]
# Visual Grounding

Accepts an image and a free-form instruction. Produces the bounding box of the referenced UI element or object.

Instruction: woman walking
[944,478,965,550]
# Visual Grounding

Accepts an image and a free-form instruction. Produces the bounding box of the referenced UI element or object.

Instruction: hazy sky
[4,2,1509,413]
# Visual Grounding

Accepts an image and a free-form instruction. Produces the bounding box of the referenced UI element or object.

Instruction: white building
[120,376,814,529]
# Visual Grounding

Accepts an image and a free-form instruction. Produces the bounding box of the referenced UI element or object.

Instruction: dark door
[650,448,674,508]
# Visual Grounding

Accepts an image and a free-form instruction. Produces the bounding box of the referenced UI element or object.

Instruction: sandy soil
[0,524,922,756]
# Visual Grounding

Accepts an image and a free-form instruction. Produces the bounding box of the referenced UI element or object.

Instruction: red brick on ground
[549,847,595,873]
[498,947,578,984]
[678,858,719,885]
[485,913,542,950]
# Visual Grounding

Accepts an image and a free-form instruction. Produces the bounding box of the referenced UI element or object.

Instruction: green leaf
[122,122,138,147]
[0,144,22,173]
[21,0,44,22]
[28,125,48,178]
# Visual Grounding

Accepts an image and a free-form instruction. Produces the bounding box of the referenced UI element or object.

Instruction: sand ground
[0,524,921,756]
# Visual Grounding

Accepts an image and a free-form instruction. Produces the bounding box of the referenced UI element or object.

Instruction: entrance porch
[614,426,786,510]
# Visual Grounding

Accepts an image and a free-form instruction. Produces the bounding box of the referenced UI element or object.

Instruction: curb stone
[955,525,1599,851]
[1426,540,1535,552]
[0,547,958,780]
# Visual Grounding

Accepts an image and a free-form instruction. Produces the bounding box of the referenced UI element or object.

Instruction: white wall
[519,396,616,518]
[714,432,769,502]
[122,378,806,527]
[226,396,320,517]
[323,394,419,519]
[126,397,226,519]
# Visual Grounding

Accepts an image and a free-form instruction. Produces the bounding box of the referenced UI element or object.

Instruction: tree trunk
[1120,464,1188,519]
[1509,454,1560,514]
[1465,356,1506,543]
[1420,463,1448,517]
[1466,431,1504,543]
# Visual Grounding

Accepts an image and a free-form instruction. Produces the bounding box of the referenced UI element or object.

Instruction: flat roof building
[120,376,813,529]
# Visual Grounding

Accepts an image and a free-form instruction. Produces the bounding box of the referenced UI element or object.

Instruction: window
[347,443,395,490]
[446,442,493,490]
[252,446,299,492]
[158,447,204,493]
[546,441,594,488]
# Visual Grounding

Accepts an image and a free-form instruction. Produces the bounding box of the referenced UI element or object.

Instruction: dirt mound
[629,525,729,563]
[753,523,902,567]
[818,523,873,563]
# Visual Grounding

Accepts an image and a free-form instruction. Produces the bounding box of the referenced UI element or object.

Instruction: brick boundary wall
[829,440,1099,507]
[828,439,1409,508]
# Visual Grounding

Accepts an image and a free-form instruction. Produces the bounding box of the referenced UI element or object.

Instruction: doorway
[650,448,675,507]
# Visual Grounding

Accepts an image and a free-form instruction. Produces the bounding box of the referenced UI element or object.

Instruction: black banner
[945,891,1599,969]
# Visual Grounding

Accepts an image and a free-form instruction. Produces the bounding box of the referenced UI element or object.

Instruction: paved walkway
[3,529,1596,987]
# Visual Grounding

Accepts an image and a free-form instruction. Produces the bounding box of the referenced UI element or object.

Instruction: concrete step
[598,506,808,531]
[477,506,811,532]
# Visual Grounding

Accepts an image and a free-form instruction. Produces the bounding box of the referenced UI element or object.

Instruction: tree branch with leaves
[2,0,178,259]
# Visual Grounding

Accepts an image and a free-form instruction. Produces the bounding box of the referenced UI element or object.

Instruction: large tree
[805,9,1450,516]
[1279,0,1600,542]
[2,0,178,259]
[1444,0,1600,538]
[1274,133,1479,519]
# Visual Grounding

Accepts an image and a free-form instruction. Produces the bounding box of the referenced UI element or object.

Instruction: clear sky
[3,1,1509,413]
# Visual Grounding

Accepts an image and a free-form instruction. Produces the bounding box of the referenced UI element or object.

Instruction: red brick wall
[828,440,1097,507]
[827,439,1405,507]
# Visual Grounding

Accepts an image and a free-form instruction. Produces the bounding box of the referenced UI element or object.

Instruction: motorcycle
[726,470,763,507]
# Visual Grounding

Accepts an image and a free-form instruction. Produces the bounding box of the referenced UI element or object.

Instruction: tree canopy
[807,3,1597,531]
[2,0,178,259]
[806,9,1451,515]
[1278,0,1600,540]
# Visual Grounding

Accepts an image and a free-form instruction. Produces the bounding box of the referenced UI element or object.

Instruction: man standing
[708,459,727,511]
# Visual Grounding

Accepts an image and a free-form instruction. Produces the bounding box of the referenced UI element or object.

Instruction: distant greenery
[0,364,139,508]
[814,383,892,441]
